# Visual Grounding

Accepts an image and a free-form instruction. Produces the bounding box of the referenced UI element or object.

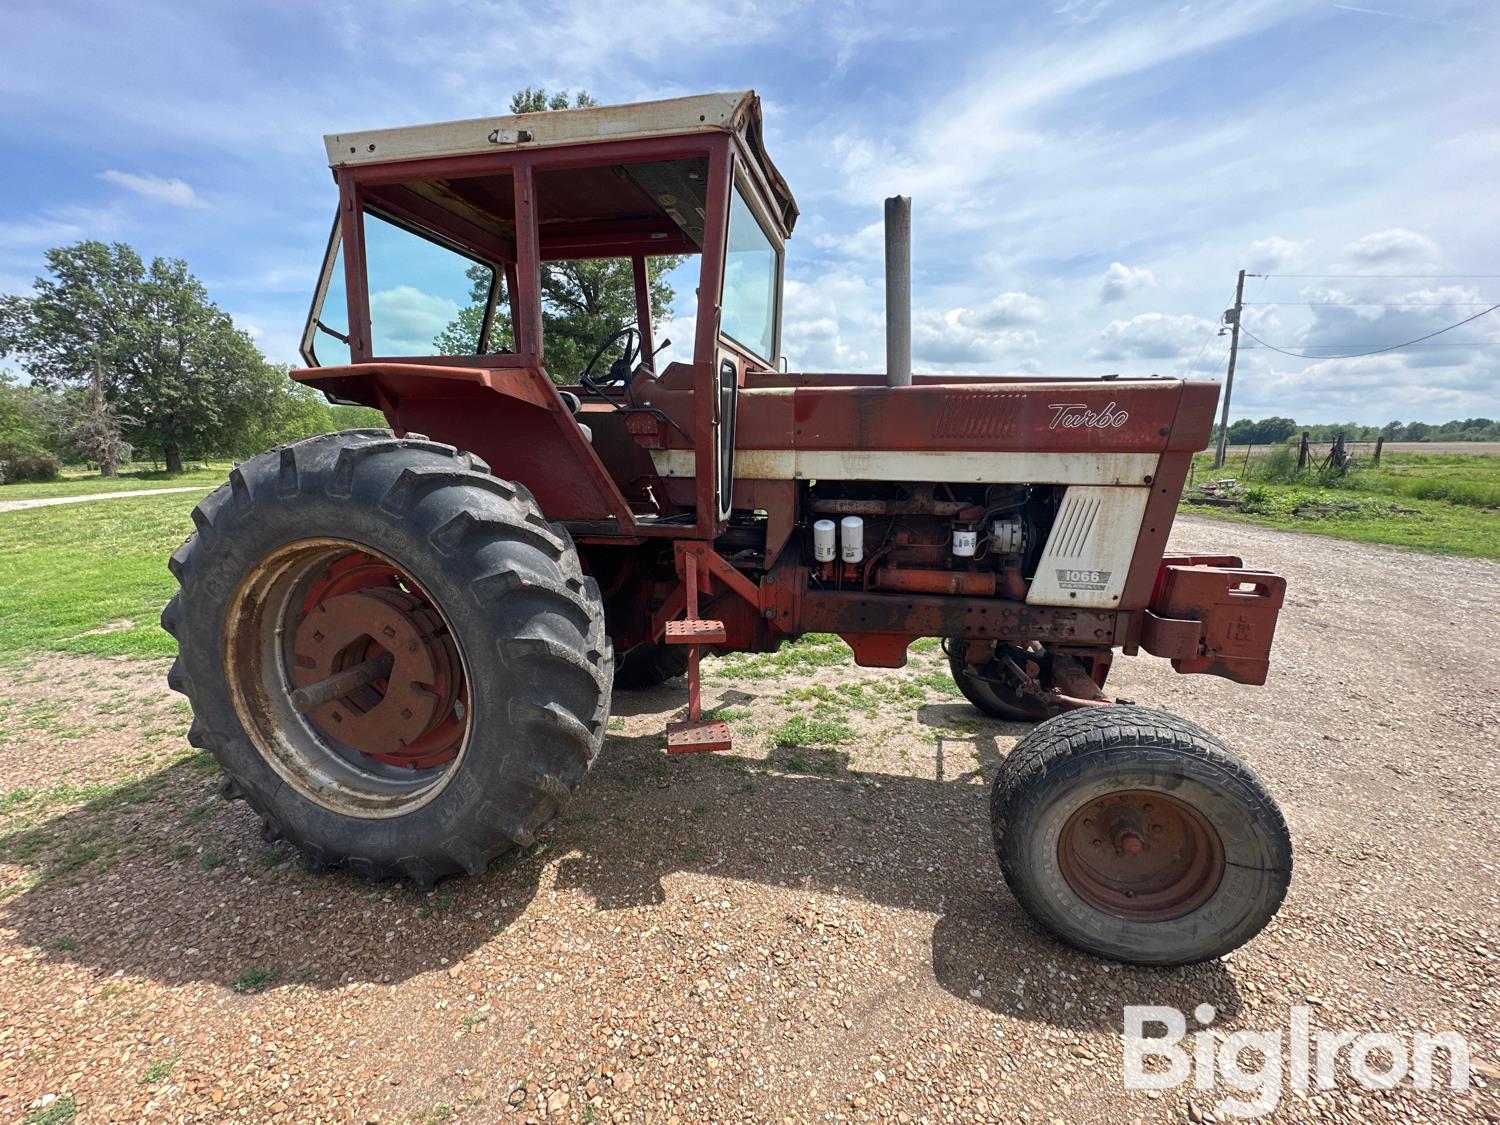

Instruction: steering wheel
[579,324,639,400]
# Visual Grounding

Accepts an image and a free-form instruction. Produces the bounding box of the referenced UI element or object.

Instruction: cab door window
[363,212,497,357]
[719,185,780,364]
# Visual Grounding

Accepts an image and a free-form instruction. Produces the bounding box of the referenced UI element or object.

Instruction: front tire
[161,430,612,886]
[992,706,1291,965]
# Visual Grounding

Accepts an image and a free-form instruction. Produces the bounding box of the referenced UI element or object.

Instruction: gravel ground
[1,514,1497,1124]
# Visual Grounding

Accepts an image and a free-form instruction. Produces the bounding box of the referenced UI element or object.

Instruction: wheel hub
[290,586,457,767]
[282,550,466,771]
[1057,790,1225,922]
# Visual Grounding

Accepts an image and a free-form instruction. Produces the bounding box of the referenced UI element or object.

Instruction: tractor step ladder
[664,552,732,753]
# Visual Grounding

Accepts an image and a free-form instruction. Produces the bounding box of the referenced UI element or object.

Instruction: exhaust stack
[884,195,912,387]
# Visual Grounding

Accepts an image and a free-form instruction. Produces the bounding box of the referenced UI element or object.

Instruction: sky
[3,0,1499,425]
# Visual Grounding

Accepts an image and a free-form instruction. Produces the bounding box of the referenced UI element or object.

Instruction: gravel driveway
[1,515,1496,1123]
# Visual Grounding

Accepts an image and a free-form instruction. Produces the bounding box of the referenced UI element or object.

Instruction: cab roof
[325,90,798,235]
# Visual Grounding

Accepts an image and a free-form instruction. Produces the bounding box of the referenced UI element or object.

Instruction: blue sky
[3,0,1498,423]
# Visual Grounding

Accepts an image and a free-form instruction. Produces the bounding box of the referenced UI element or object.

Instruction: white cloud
[98,170,205,209]
[1099,262,1156,304]
[1246,236,1307,271]
[1088,312,1216,364]
[1236,350,1497,421]
[367,286,459,355]
[949,291,1045,330]
[781,274,880,371]
[1345,227,1439,264]
[913,306,1041,367]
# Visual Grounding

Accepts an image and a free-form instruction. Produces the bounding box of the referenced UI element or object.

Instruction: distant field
[1224,441,1500,456]
[1184,449,1500,560]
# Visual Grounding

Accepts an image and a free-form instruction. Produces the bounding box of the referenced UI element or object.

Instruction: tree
[1255,416,1298,444]
[224,367,334,458]
[52,354,134,475]
[1225,418,1258,446]
[433,89,685,382]
[539,257,681,381]
[511,87,597,113]
[0,241,276,473]
[0,371,53,462]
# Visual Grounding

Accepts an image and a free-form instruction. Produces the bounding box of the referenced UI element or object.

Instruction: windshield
[719,184,779,363]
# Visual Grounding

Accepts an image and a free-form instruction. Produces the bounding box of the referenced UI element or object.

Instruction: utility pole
[1212,268,1246,470]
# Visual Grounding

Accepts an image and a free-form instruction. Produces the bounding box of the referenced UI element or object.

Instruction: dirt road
[1,515,1496,1123]
[0,486,214,514]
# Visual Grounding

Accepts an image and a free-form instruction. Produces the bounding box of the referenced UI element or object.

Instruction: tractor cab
[296,91,796,537]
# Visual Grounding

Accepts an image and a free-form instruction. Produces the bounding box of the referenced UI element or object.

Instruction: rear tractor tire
[992,705,1291,965]
[612,642,689,690]
[161,429,612,887]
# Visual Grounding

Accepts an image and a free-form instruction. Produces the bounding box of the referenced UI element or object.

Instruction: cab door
[712,175,783,520]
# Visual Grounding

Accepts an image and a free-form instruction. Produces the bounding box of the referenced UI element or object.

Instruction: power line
[1237,302,1500,359]
[1243,341,1500,348]
[1256,273,1500,279]
[1244,301,1496,307]
[1181,323,1221,377]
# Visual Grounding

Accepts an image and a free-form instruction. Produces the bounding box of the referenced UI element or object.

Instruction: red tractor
[164,92,1291,965]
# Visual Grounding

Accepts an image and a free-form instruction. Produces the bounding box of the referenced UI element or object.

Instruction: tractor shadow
[0,728,1243,1032]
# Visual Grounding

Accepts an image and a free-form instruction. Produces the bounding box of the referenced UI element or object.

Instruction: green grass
[772,713,856,747]
[1186,450,1500,559]
[233,966,278,993]
[23,1095,77,1125]
[0,490,202,658]
[707,633,851,680]
[703,706,751,722]
[416,892,455,919]
[140,1057,178,1084]
[0,463,227,501]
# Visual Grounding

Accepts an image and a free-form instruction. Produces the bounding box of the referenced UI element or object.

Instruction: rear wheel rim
[1057,790,1225,921]
[224,538,470,818]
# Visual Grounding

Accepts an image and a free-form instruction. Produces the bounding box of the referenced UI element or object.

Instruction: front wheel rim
[1057,790,1226,922]
[224,538,471,819]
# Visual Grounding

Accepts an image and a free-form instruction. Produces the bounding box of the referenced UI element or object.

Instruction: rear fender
[294,362,635,524]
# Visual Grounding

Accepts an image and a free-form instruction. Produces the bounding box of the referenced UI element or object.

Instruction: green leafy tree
[0,371,54,462]
[0,241,280,473]
[540,257,682,381]
[433,89,686,382]
[226,367,335,457]
[329,403,389,430]
[511,87,597,113]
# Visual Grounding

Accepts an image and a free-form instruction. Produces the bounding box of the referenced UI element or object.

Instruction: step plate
[664,619,728,645]
[666,719,732,753]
